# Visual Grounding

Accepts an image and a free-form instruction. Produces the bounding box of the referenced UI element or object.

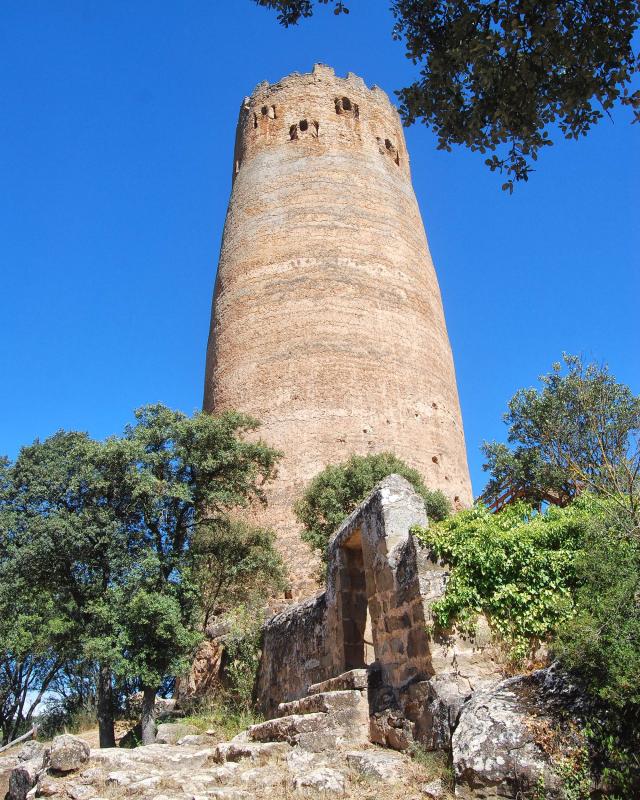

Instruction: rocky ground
[1,730,450,800]
[2,666,586,800]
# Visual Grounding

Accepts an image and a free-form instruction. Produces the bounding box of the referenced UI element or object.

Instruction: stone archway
[326,474,432,690]
[335,528,375,671]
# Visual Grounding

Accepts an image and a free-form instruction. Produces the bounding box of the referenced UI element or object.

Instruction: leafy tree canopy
[555,505,640,712]
[0,405,284,745]
[192,517,286,630]
[481,354,640,531]
[295,451,451,565]
[0,432,132,745]
[254,0,640,189]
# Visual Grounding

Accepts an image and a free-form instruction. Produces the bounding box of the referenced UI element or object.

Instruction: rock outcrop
[3,664,596,799]
[5,730,426,800]
[452,666,588,799]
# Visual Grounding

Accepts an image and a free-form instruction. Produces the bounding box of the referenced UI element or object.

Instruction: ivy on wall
[414,497,596,659]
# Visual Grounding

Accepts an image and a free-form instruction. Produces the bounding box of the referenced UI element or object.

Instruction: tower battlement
[205,67,471,597]
[232,64,408,182]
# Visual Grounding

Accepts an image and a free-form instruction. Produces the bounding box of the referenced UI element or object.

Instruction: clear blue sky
[1,0,638,496]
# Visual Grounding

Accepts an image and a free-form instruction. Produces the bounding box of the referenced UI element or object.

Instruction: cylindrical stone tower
[204,65,472,596]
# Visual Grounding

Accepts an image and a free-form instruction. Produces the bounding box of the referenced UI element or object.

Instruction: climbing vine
[414,497,596,660]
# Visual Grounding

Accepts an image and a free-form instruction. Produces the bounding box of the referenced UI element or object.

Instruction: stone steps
[307,668,369,695]
[247,670,371,751]
[276,689,364,717]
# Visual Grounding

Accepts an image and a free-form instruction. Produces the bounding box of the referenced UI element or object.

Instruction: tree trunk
[97,663,116,748]
[140,685,157,745]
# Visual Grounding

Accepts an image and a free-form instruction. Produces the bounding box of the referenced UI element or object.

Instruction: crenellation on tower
[231,63,408,185]
[205,66,472,597]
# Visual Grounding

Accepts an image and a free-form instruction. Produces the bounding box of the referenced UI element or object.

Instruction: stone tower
[204,65,472,596]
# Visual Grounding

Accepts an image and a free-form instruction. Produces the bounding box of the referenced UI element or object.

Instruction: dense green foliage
[192,518,286,629]
[555,511,640,797]
[255,0,640,189]
[415,498,593,658]
[109,403,281,741]
[296,452,451,564]
[418,497,640,794]
[0,405,284,745]
[0,432,135,745]
[555,509,640,711]
[482,354,640,530]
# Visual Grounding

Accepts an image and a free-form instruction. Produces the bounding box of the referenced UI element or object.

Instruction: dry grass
[179,702,263,741]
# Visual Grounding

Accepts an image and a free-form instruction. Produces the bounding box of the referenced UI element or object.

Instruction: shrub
[554,504,640,797]
[295,452,451,564]
[414,497,595,660]
[555,509,640,711]
[222,604,264,711]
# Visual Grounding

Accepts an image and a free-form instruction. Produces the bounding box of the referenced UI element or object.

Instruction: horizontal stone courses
[205,68,472,595]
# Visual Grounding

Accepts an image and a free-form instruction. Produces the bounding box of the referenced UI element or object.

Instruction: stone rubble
[292,766,346,794]
[5,731,423,800]
[3,664,589,800]
[420,778,446,799]
[345,749,406,781]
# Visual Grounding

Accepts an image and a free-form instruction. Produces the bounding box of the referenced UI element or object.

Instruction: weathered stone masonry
[203,65,472,596]
[256,475,502,748]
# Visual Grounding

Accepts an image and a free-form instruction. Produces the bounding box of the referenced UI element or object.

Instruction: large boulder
[17,742,45,764]
[7,759,42,800]
[452,666,588,799]
[47,734,90,773]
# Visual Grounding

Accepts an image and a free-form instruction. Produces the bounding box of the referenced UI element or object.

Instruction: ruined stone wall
[256,593,333,718]
[255,476,502,739]
[204,65,472,596]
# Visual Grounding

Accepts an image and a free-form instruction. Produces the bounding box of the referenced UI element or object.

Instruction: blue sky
[1,0,638,495]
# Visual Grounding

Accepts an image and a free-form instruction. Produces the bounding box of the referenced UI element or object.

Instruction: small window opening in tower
[385,138,401,166]
[299,119,309,132]
[253,113,258,129]
[335,96,360,117]
[289,123,298,140]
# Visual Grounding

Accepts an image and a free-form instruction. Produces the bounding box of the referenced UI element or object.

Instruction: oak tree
[255,0,640,189]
